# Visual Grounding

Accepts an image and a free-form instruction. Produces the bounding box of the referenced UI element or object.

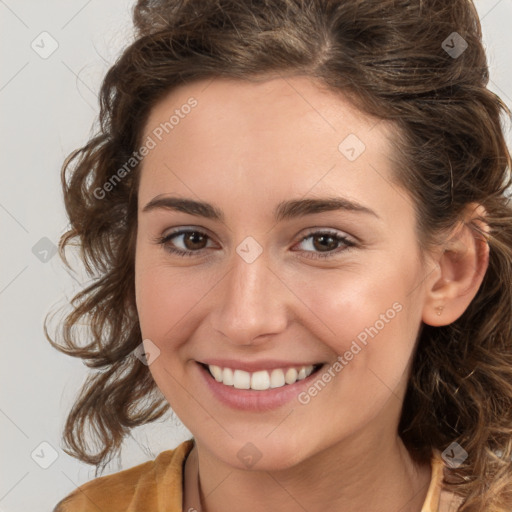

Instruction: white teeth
[285,367,298,384]
[207,364,316,390]
[210,365,223,382]
[251,370,270,390]
[270,369,285,388]
[222,367,234,386]
[233,369,251,389]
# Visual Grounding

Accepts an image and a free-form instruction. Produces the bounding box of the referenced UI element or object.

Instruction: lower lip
[196,362,325,412]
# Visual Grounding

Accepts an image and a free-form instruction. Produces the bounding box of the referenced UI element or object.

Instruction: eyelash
[154,228,356,260]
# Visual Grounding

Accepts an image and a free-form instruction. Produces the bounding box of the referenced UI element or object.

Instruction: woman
[49,0,512,510]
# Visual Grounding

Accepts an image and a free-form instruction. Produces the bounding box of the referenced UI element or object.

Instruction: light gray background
[1,1,511,511]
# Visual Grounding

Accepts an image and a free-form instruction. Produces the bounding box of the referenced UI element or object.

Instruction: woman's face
[134,75,433,470]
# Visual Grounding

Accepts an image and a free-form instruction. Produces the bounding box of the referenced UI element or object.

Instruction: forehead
[137,76,409,223]
[141,75,387,153]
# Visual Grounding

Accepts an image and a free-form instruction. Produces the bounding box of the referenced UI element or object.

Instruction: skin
[134,75,489,512]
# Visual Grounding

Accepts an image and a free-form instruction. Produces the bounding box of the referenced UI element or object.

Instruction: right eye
[155,228,215,257]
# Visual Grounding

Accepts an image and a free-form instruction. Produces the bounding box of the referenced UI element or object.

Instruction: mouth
[198,362,325,391]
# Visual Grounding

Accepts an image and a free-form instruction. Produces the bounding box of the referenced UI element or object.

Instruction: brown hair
[46,0,512,509]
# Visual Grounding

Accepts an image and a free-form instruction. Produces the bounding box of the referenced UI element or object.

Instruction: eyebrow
[142,195,380,222]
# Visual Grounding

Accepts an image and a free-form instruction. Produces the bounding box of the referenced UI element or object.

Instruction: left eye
[292,231,356,259]
[155,229,356,260]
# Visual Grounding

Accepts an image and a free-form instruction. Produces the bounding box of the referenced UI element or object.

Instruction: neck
[183,433,432,512]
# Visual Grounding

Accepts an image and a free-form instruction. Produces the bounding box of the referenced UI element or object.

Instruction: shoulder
[53,439,194,512]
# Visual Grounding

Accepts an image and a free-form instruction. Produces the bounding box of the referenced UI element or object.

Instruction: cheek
[136,266,203,341]
[297,260,421,371]
[135,265,206,404]
[295,269,421,420]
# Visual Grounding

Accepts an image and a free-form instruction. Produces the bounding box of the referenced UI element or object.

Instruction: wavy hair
[46,0,512,509]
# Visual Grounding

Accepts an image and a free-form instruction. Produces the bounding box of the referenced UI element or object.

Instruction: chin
[214,436,310,472]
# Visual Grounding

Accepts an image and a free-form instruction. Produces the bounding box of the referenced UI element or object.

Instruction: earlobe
[422,204,490,327]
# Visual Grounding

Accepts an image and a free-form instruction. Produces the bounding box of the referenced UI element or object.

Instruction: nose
[210,249,289,346]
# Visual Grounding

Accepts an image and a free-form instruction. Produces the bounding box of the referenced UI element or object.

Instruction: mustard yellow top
[54,439,464,512]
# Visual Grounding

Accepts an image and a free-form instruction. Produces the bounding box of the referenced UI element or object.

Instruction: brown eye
[157,229,213,257]
[312,234,339,252]
[294,230,356,260]
[181,231,208,250]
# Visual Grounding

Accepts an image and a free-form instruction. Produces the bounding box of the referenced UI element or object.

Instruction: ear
[422,203,490,327]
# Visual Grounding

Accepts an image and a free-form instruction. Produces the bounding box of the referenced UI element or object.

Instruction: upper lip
[198,359,325,372]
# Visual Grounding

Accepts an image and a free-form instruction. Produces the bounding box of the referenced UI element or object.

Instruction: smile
[204,363,321,390]
[196,360,328,411]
